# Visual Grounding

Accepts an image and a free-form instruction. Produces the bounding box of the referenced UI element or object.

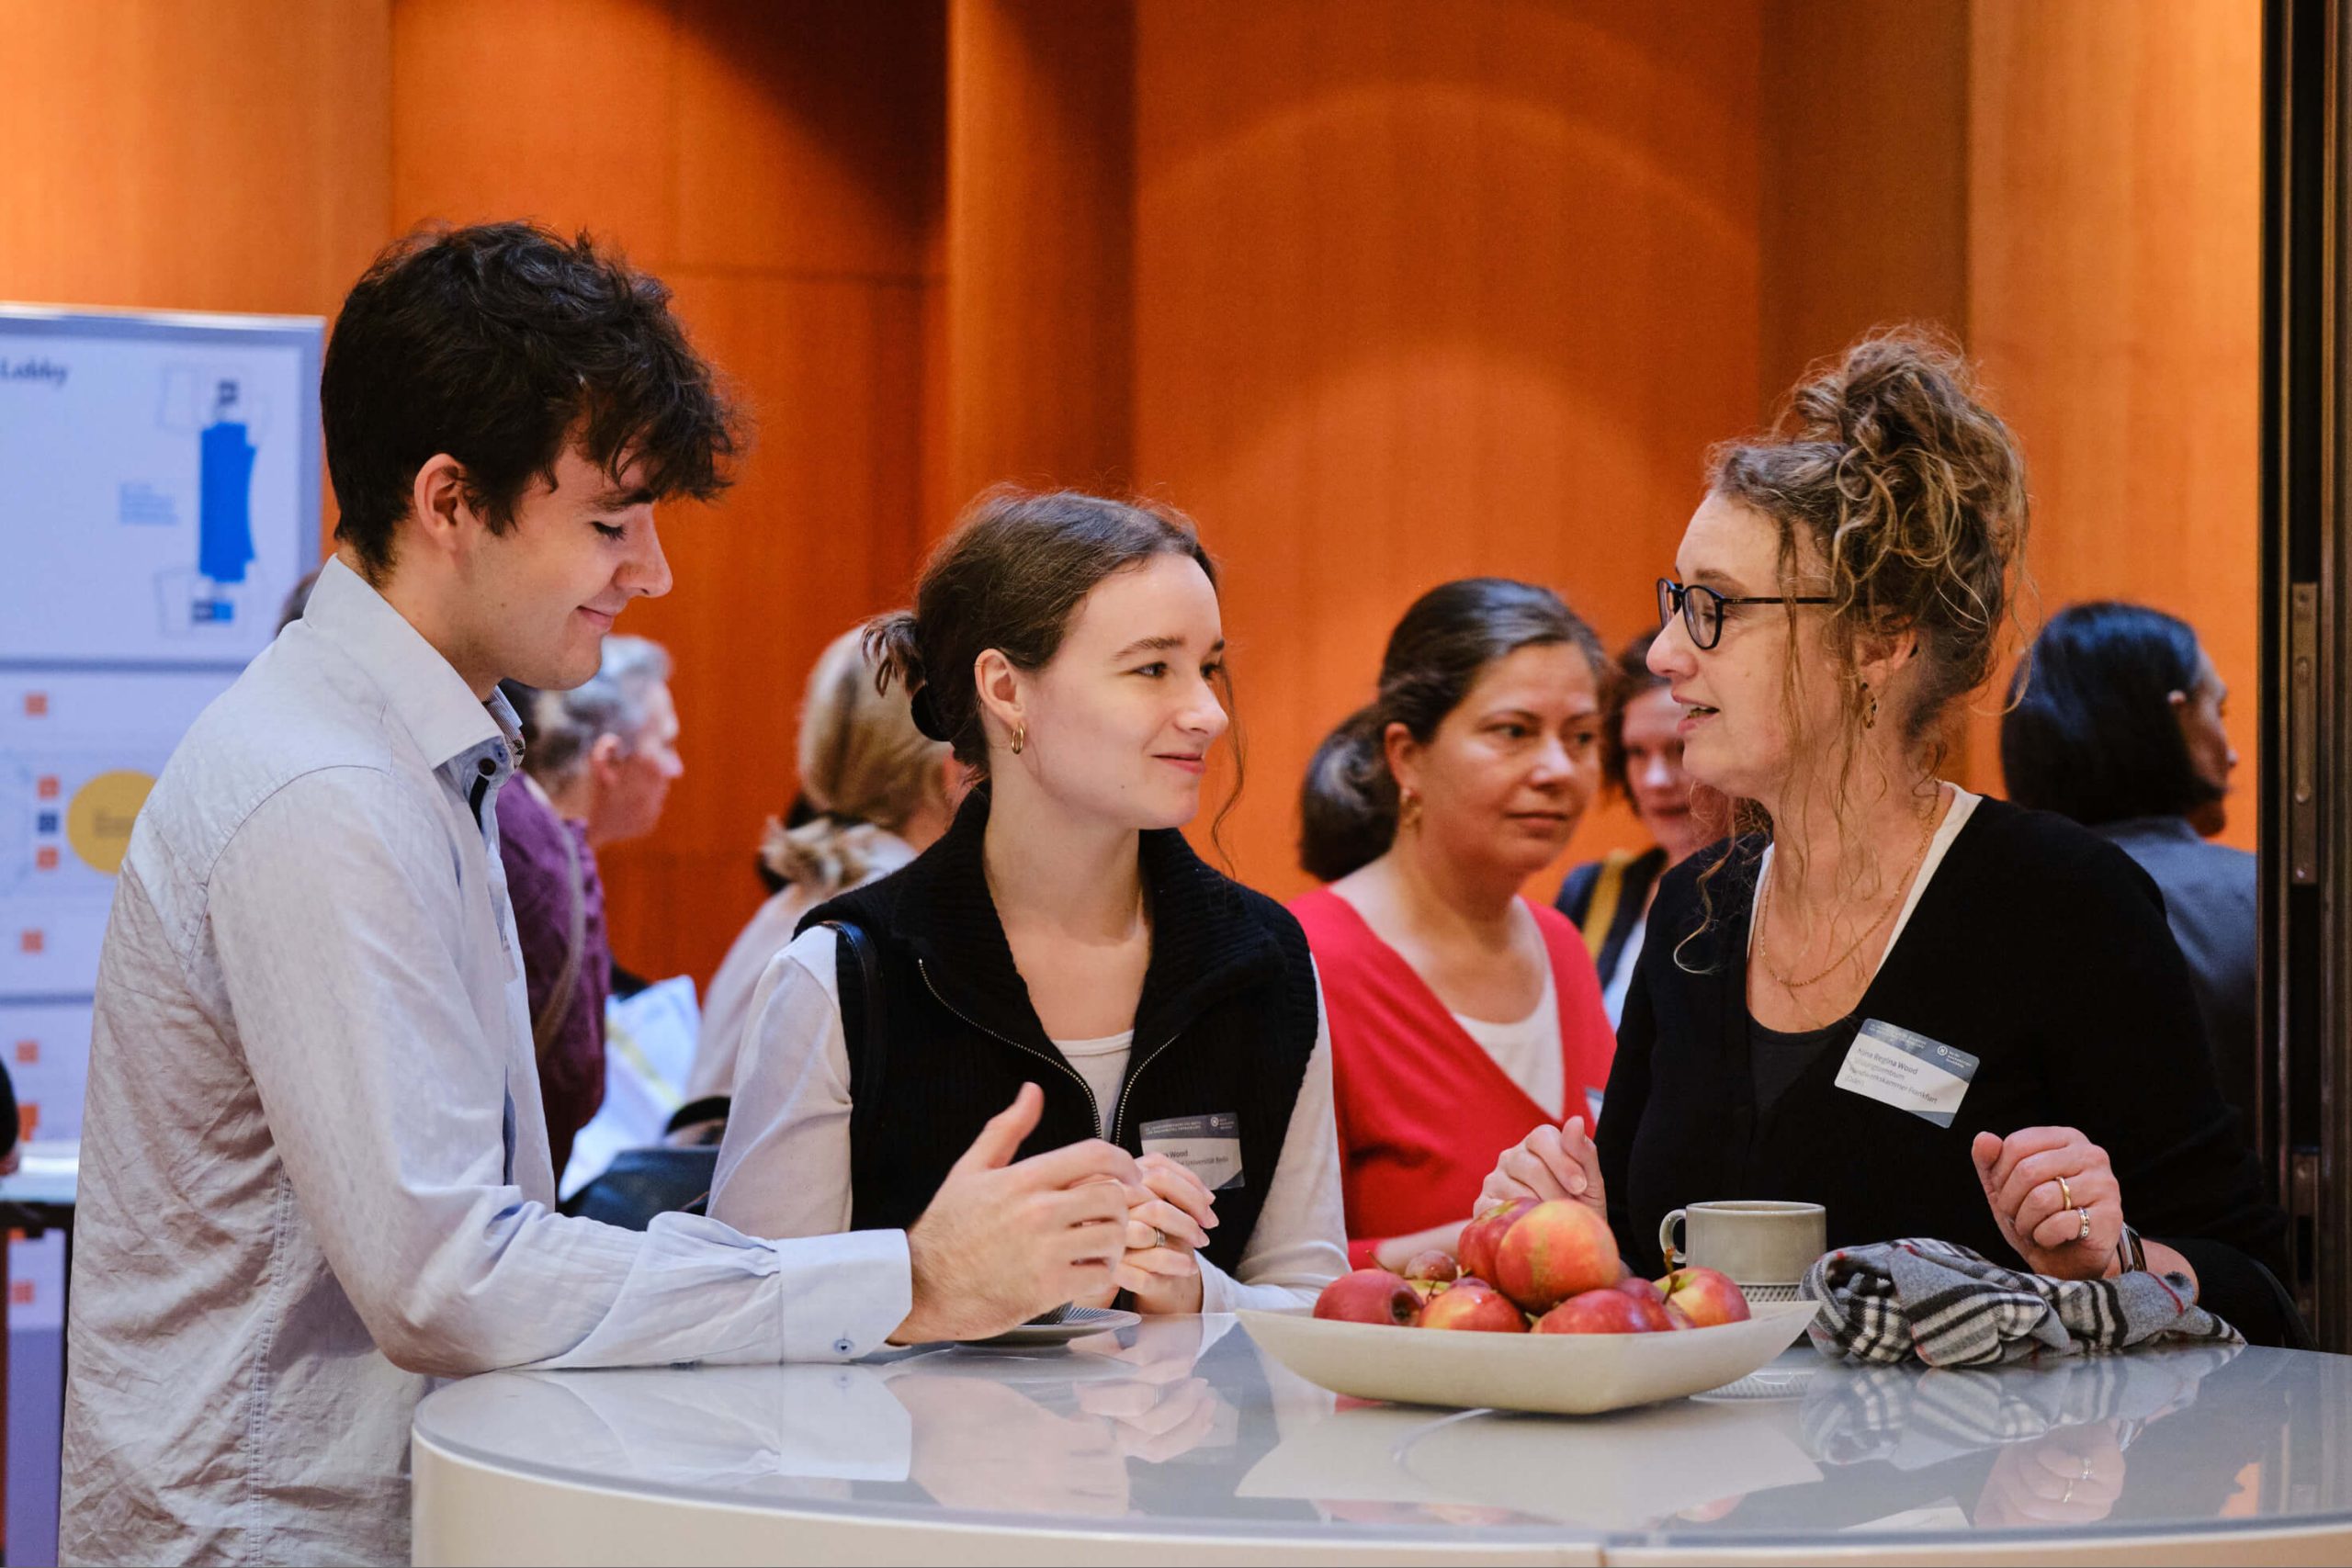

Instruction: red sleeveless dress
[1292,887,1618,1269]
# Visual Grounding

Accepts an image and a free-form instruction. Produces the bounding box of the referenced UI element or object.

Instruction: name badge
[1834,1020,1979,1127]
[1141,1112,1244,1190]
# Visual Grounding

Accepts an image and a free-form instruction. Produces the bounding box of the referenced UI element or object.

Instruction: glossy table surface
[412,1313,2352,1564]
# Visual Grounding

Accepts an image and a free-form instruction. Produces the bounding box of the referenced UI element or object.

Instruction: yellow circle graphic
[67,771,155,875]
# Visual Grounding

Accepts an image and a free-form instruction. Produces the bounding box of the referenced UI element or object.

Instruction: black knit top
[1599,795,2299,1345]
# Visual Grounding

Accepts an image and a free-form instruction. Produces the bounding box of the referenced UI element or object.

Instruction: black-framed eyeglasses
[1657,578,1836,651]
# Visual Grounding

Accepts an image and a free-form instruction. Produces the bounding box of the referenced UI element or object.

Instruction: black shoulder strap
[820,919,889,1122]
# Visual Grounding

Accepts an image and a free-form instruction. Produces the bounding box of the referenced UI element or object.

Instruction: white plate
[1237,1300,1818,1416]
[959,1305,1140,1348]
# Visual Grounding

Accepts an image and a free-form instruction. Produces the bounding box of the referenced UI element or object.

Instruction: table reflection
[418,1317,2342,1543]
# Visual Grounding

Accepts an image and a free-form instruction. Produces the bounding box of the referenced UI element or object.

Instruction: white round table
[412,1314,2352,1565]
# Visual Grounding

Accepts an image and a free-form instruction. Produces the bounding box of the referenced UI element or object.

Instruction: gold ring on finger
[2075,1205,2093,1243]
[1152,1227,1168,1250]
[2056,1174,2075,1210]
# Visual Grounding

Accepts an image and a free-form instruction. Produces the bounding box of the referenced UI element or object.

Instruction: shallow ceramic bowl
[1238,1299,1817,1416]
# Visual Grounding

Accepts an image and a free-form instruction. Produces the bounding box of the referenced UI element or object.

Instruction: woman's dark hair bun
[907,683,948,742]
[1297,707,1395,882]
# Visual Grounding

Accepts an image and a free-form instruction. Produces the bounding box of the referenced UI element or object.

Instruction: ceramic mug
[1657,1200,1827,1289]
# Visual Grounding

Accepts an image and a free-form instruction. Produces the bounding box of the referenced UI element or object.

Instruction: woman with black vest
[710,488,1347,1316]
[1480,332,2301,1346]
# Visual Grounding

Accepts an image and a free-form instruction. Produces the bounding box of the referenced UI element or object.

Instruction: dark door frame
[2262,0,2348,1351]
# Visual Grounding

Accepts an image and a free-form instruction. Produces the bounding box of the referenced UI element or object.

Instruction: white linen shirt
[59,558,910,1568]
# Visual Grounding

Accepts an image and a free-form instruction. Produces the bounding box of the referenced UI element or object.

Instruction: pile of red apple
[1313,1199,1752,1335]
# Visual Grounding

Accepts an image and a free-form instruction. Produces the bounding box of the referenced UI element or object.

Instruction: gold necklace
[1756,795,1942,992]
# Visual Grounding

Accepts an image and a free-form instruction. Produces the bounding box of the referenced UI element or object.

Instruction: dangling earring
[1860,683,1879,731]
[1398,786,1423,833]
[1011,721,1027,756]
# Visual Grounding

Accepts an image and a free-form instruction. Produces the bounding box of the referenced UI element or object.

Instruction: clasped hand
[1076,1151,1217,1314]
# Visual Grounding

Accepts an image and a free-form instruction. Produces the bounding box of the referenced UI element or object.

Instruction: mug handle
[1657,1208,1688,1273]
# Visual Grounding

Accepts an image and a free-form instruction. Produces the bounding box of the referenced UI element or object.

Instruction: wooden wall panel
[391,0,680,265]
[1758,0,1971,413]
[0,0,391,318]
[1967,0,2261,846]
[390,0,943,988]
[1132,0,1765,897]
[939,0,1135,511]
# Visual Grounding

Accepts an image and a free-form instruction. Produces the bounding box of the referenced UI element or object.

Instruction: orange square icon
[12,1041,34,1066]
[17,931,40,953]
[34,847,58,871]
[10,1281,32,1307]
[23,693,47,717]
[36,776,59,800]
[17,1104,35,1141]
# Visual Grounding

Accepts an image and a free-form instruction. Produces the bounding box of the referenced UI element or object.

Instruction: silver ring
[2062,1478,2077,1504]
[1151,1226,1168,1250]
[2075,1205,2093,1243]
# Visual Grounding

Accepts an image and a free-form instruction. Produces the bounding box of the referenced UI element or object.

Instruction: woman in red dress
[1294,579,1618,1270]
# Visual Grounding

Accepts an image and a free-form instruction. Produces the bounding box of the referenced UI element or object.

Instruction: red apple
[1657,1267,1752,1328]
[1534,1285,1675,1335]
[1413,1280,1529,1333]
[1613,1273,1664,1302]
[1493,1201,1622,1314]
[1458,1199,1535,1283]
[1663,1303,1697,1330]
[1314,1269,1420,1325]
[1402,1249,1461,1286]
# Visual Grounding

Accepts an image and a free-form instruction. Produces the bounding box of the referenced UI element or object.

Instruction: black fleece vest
[801,788,1319,1277]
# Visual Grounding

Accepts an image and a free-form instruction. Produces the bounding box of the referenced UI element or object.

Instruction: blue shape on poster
[198,381,257,585]
[36,813,58,834]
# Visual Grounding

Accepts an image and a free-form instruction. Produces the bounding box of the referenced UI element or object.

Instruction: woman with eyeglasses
[1480,331,2301,1346]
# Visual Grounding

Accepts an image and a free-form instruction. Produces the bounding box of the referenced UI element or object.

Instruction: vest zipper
[917,958,1103,1136]
[1110,1027,1186,1146]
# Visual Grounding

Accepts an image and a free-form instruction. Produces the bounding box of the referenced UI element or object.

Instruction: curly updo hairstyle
[864,486,1223,774]
[1710,328,2030,757]
[1297,578,1606,882]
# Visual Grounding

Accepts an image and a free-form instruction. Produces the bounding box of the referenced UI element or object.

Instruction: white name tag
[1141,1112,1244,1190]
[1834,1020,1979,1127]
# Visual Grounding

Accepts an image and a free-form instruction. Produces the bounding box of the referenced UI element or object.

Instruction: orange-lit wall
[1967,0,2262,850]
[1,0,2265,988]
[1130,0,1764,896]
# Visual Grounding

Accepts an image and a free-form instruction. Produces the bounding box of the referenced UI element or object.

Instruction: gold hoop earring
[1398,786,1423,833]
[1860,684,1879,731]
[1011,721,1026,756]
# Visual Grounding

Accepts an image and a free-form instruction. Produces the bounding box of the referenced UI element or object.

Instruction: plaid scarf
[1802,1237,2243,1367]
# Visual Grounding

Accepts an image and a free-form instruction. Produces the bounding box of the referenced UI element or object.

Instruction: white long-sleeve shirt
[60,558,911,1567]
[708,926,1351,1314]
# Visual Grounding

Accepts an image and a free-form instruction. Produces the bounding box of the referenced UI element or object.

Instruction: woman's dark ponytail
[1297,706,1397,881]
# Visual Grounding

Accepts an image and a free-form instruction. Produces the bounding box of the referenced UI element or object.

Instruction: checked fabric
[1802,1237,2242,1366]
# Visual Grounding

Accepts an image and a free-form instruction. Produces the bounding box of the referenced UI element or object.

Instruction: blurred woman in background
[1294,578,1617,1271]
[1555,629,1714,1025]
[2000,601,2253,1139]
[689,626,962,1102]
[499,634,675,1176]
